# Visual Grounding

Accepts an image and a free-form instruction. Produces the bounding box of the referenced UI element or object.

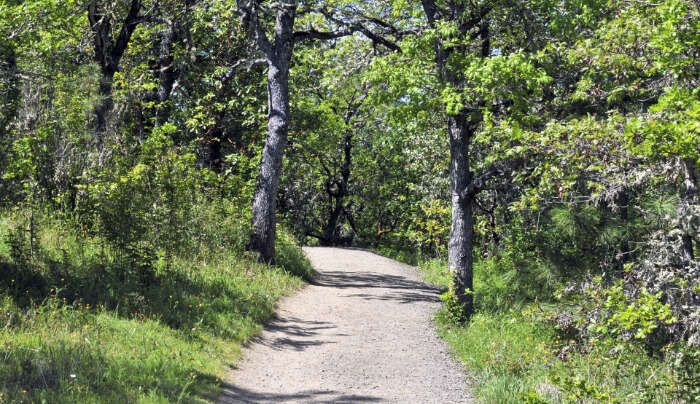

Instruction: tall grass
[0,210,311,403]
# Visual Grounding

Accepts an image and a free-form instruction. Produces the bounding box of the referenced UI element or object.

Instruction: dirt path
[219,247,471,403]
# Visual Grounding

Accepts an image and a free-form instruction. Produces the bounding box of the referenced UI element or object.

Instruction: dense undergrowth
[411,257,699,403]
[0,210,312,403]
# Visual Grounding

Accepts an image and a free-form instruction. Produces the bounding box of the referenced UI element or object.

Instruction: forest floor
[219,247,472,403]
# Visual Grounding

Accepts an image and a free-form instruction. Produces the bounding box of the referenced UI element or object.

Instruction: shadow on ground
[313,270,442,304]
[219,385,384,403]
[247,315,344,352]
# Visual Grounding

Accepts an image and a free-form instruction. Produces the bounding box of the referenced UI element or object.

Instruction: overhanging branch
[293,27,354,42]
[295,9,403,52]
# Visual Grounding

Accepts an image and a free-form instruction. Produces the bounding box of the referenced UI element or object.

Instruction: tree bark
[617,190,630,272]
[420,0,488,320]
[447,113,475,317]
[87,0,141,147]
[0,42,19,198]
[246,1,296,261]
[93,73,114,142]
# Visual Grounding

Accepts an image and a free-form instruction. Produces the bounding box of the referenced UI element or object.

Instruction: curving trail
[219,247,471,403]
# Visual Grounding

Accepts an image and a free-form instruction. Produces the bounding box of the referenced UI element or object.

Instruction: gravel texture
[218,247,472,403]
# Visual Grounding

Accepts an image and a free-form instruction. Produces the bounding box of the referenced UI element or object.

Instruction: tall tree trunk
[447,113,475,317]
[322,131,353,245]
[679,158,697,262]
[249,61,291,260]
[247,2,295,261]
[323,202,344,245]
[420,0,491,320]
[87,0,141,149]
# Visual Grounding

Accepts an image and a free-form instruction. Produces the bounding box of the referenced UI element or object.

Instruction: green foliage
[275,230,314,281]
[670,344,700,402]
[438,285,469,325]
[412,255,696,403]
[583,279,676,343]
[0,207,308,402]
[1,0,698,401]
[552,374,618,403]
[627,87,700,163]
[433,300,687,404]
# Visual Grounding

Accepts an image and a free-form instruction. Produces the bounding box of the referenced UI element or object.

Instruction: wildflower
[70,374,76,379]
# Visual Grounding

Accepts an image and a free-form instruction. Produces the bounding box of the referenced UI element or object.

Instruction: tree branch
[113,0,142,60]
[293,27,354,42]
[231,58,268,70]
[460,165,504,199]
[236,0,272,57]
[298,10,402,52]
[219,58,268,87]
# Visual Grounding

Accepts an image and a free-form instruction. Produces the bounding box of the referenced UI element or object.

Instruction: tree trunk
[87,0,141,148]
[249,62,291,260]
[447,113,475,318]
[155,20,177,126]
[0,42,19,134]
[322,131,353,245]
[679,158,697,262]
[93,71,115,144]
[420,0,486,320]
[248,3,295,260]
[322,202,343,245]
[0,43,19,194]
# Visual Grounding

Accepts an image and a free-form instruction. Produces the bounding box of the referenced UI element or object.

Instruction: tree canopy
[0,0,698,401]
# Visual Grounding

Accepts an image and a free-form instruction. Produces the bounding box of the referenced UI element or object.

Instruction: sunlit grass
[0,214,310,403]
[418,259,681,403]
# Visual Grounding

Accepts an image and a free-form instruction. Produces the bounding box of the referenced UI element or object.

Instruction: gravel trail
[218,247,471,403]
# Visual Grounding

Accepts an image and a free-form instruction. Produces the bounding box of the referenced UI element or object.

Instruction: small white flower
[70,374,76,379]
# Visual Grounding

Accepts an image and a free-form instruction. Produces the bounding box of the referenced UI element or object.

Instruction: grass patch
[417,258,684,403]
[0,213,311,403]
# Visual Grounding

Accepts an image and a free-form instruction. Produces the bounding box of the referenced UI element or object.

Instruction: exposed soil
[218,247,472,403]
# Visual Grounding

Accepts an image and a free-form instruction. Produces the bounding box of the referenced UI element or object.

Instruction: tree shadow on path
[219,385,384,403]
[313,270,442,304]
[248,316,340,352]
